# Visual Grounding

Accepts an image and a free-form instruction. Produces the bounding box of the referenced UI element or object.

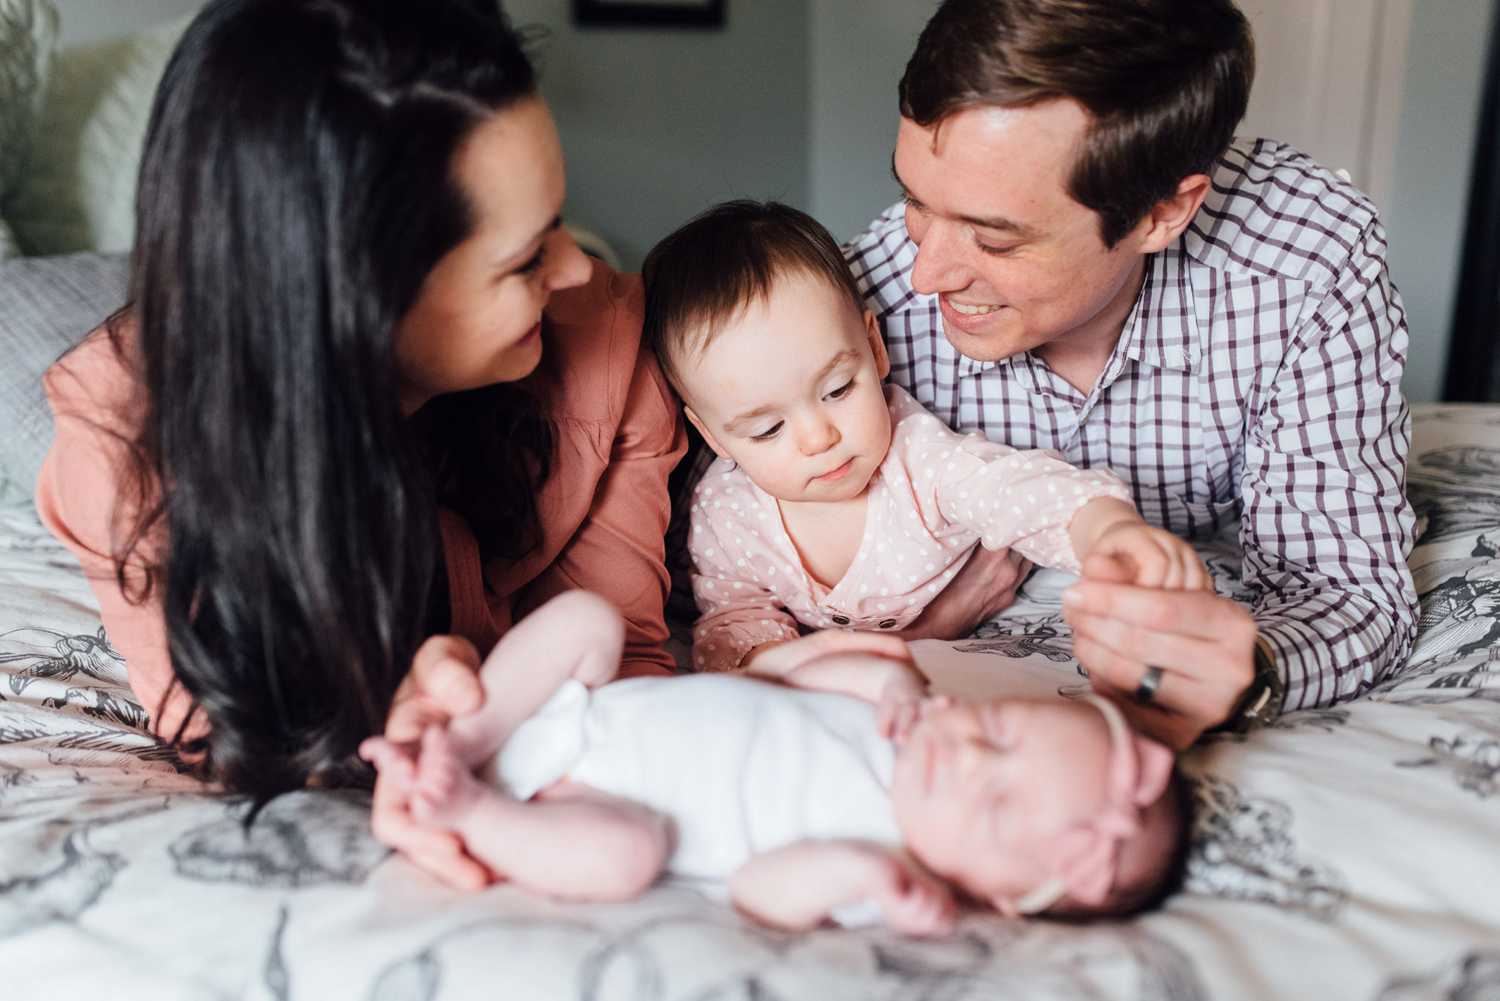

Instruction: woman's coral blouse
[34,262,686,741]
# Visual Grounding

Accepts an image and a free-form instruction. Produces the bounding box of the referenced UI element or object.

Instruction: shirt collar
[1120,248,1197,373]
[946,248,1198,380]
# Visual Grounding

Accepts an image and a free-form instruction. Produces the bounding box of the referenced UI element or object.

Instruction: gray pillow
[0,0,59,260]
[0,251,129,498]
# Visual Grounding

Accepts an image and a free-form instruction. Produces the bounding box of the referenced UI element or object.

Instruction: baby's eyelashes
[750,422,784,442]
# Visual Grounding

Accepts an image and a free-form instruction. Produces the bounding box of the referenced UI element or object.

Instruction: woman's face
[396,97,593,413]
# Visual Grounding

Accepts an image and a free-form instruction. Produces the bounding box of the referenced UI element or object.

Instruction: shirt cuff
[1250,614,1328,713]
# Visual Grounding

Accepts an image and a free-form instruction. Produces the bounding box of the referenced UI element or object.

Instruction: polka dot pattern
[688,385,1132,672]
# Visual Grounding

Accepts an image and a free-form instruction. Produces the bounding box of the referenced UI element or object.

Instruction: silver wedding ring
[1134,664,1165,705]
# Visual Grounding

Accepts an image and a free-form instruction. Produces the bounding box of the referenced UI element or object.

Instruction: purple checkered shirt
[845,139,1419,712]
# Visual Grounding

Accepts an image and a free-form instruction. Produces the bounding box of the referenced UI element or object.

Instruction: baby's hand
[872,856,958,937]
[1087,521,1210,591]
[876,673,929,743]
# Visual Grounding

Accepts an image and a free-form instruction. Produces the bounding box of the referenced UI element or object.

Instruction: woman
[34,0,683,887]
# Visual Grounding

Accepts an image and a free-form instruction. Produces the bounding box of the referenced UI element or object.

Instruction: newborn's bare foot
[410,725,487,831]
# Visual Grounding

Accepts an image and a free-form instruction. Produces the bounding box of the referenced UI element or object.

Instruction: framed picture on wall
[573,0,726,28]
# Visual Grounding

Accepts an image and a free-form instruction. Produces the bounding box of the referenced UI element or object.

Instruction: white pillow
[5,12,192,255]
[0,0,58,260]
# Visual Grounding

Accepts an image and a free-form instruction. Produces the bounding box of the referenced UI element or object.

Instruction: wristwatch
[1212,641,1285,734]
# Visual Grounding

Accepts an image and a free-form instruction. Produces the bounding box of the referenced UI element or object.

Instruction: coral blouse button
[832,615,850,625]
[878,619,897,629]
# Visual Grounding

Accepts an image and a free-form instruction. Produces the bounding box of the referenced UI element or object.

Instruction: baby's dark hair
[642,200,865,394]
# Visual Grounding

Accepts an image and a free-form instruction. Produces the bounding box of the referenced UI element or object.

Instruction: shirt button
[878,619,898,629]
[832,615,851,626]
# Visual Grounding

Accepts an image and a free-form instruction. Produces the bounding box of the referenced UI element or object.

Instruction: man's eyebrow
[889,155,1039,239]
[723,350,859,433]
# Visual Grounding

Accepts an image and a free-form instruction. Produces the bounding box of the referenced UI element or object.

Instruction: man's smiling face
[892,99,1149,365]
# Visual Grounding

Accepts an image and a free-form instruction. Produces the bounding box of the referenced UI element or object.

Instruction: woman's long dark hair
[113,0,551,808]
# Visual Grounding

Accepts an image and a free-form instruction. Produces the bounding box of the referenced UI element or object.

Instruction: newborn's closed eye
[981,708,1019,750]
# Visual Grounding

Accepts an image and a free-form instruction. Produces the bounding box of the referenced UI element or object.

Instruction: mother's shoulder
[534,260,653,424]
[43,313,143,425]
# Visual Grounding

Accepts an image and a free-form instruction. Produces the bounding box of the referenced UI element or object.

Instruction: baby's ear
[864,311,891,380]
[1131,734,1175,807]
[684,406,730,459]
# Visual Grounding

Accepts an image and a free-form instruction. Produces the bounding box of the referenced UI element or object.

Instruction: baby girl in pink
[643,201,1210,673]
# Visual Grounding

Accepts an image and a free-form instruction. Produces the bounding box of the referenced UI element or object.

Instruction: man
[847,0,1418,746]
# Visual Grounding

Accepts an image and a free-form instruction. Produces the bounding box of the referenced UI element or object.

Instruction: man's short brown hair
[642,200,865,394]
[900,0,1254,247]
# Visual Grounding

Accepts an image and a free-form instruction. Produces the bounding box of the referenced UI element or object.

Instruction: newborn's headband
[1008,694,1140,916]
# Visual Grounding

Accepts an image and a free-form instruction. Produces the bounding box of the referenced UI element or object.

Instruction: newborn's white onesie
[484,674,901,883]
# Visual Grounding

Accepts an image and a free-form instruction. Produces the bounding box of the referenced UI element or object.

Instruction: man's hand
[365,634,492,890]
[1063,554,1256,749]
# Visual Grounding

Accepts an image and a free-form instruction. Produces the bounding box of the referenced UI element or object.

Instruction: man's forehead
[893,102,1089,221]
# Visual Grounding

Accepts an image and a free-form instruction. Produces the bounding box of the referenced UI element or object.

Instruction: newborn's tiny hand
[876,860,957,938]
[877,695,922,743]
[877,676,929,743]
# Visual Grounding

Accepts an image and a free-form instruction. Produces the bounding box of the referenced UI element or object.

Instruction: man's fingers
[1069,612,1220,686]
[1072,636,1226,725]
[1086,680,1201,751]
[1160,548,1184,590]
[1065,581,1256,642]
[1079,551,1135,584]
[1182,556,1212,592]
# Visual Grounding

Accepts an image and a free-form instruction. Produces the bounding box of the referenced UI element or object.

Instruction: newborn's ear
[1132,734,1175,807]
[1051,827,1115,907]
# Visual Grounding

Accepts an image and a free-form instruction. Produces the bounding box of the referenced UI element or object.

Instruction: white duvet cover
[2,405,1497,1001]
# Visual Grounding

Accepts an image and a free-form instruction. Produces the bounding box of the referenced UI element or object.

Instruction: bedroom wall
[52,0,203,46]
[45,1,1494,401]
[1383,1,1494,403]
[505,0,810,270]
[806,0,936,244]
[50,0,812,271]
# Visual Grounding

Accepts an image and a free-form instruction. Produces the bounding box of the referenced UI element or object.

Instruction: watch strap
[1211,641,1284,734]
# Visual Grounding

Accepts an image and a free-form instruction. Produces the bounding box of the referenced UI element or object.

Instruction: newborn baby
[363,592,1188,934]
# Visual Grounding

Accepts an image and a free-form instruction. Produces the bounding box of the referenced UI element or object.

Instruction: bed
[2,392,1498,999]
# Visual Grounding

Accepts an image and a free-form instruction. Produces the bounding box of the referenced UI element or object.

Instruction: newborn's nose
[949,735,988,778]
